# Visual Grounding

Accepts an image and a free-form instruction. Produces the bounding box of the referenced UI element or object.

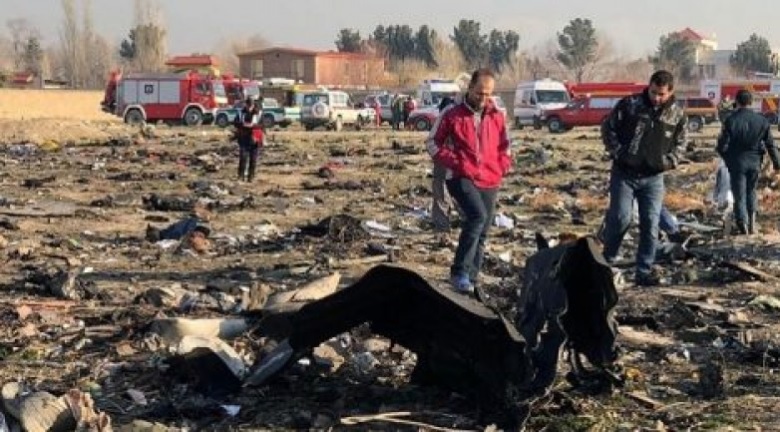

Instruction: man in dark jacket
[234,97,264,182]
[427,69,512,294]
[717,89,780,234]
[601,70,688,286]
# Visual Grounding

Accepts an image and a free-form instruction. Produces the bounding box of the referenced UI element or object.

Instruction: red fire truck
[565,82,646,98]
[222,75,261,106]
[700,79,780,123]
[101,71,228,125]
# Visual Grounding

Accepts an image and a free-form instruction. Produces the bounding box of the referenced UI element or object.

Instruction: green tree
[731,33,777,75]
[23,35,43,75]
[451,19,487,69]
[415,25,438,68]
[371,24,416,64]
[650,32,697,83]
[119,28,137,60]
[335,28,362,53]
[119,23,165,71]
[487,30,519,74]
[556,18,598,83]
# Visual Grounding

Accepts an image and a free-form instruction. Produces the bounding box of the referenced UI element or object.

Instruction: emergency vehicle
[417,79,461,107]
[540,82,646,133]
[565,82,645,98]
[406,96,507,131]
[513,79,570,129]
[101,70,227,126]
[701,79,780,123]
[222,76,260,106]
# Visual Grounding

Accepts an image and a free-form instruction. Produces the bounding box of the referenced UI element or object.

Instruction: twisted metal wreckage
[245,236,620,428]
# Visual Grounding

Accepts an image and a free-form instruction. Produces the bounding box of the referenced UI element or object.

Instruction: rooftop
[237,46,379,60]
[165,55,220,67]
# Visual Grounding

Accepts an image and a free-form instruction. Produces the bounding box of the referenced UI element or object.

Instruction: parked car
[301,91,375,131]
[364,93,410,124]
[541,95,622,133]
[676,97,718,132]
[406,96,507,132]
[406,106,439,131]
[214,98,292,129]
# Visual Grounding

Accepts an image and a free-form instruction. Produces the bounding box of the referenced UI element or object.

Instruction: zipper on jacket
[475,113,482,181]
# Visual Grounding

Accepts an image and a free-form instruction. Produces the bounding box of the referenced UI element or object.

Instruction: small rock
[313,344,345,372]
[363,337,391,353]
[15,305,33,320]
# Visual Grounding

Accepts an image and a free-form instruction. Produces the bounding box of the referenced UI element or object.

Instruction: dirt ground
[1,92,780,430]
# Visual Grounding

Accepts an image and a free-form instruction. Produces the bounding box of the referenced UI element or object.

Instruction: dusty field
[0,89,117,121]
[1,115,780,431]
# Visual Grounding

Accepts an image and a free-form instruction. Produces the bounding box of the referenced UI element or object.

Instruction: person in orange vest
[234,97,264,182]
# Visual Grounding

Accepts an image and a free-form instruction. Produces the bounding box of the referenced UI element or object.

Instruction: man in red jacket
[426,69,512,294]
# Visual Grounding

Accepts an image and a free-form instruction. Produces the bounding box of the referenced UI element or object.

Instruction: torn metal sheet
[246,237,619,428]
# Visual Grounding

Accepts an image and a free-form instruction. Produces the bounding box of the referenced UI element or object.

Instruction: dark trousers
[238,140,259,181]
[446,178,498,280]
[602,165,664,275]
[726,157,761,225]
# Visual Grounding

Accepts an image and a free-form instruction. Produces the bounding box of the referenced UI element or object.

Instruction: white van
[513,79,570,129]
[417,79,461,107]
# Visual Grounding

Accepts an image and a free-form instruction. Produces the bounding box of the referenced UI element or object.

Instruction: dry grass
[664,190,706,212]
[0,89,116,121]
[575,193,609,213]
[530,190,566,213]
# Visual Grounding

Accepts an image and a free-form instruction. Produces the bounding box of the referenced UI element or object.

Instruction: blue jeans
[659,206,678,235]
[446,178,498,280]
[726,156,761,225]
[603,166,665,275]
[238,138,259,180]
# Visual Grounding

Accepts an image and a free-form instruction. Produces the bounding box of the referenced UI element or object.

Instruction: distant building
[677,27,780,79]
[237,47,385,88]
[165,55,221,76]
[8,71,39,89]
[675,27,724,79]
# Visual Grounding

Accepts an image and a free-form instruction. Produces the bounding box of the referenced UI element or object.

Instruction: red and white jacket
[426,100,512,189]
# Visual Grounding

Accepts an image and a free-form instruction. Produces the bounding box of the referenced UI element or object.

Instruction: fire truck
[700,79,780,123]
[565,82,646,98]
[222,76,260,106]
[101,71,227,125]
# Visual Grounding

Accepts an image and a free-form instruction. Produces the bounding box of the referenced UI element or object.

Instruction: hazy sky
[3,0,780,57]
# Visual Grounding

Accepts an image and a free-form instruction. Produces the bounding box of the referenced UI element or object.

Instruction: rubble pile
[1,127,779,430]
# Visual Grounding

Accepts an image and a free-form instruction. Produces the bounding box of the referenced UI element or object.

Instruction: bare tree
[59,0,82,86]
[432,39,466,80]
[607,57,654,82]
[578,32,616,81]
[496,52,526,87]
[0,36,14,72]
[393,59,430,88]
[538,39,570,80]
[81,0,97,87]
[7,18,39,72]
[121,0,166,72]
[213,33,269,75]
